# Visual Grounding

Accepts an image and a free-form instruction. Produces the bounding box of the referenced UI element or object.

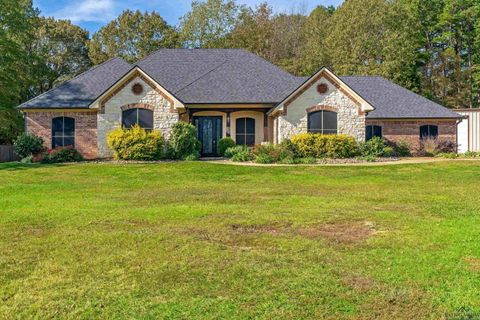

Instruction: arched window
[308,110,337,134]
[366,125,382,140]
[52,117,75,148]
[236,117,255,145]
[122,108,153,130]
[420,125,438,139]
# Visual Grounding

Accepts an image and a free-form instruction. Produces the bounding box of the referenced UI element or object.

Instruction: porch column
[263,113,269,142]
[226,112,231,137]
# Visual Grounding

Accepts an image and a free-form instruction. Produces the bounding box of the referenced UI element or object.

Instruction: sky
[33,0,343,34]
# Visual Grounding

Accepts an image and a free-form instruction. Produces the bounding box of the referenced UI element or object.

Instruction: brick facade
[25,111,98,159]
[366,119,458,151]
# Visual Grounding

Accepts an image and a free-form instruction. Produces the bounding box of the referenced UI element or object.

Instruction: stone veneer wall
[277,77,365,142]
[366,119,458,151]
[25,111,98,159]
[98,76,179,158]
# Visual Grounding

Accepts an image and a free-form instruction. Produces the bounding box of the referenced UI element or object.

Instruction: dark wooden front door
[193,116,222,157]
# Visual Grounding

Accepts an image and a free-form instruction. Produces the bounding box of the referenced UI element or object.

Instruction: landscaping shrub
[291,133,359,158]
[360,137,394,158]
[169,122,201,160]
[41,147,84,163]
[217,137,235,157]
[252,144,281,163]
[225,145,253,162]
[14,133,45,158]
[107,125,165,160]
[386,139,411,157]
[418,138,456,157]
[463,151,480,158]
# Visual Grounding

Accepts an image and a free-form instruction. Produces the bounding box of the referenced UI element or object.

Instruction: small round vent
[132,83,144,95]
[317,83,328,94]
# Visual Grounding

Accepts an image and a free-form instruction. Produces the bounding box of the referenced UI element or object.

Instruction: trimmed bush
[14,133,45,158]
[41,147,84,163]
[217,137,235,157]
[291,133,359,159]
[360,137,394,158]
[169,122,201,160]
[252,144,281,163]
[225,145,253,162]
[107,125,165,160]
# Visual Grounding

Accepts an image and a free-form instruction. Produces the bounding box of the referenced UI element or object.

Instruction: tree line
[1,0,479,143]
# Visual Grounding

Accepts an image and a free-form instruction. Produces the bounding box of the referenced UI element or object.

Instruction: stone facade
[25,111,98,159]
[276,76,365,142]
[97,76,179,158]
[366,119,458,151]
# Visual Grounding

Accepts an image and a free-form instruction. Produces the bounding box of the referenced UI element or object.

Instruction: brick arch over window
[306,105,338,113]
[120,103,155,112]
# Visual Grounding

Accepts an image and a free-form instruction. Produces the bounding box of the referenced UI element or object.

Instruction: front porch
[181,106,274,156]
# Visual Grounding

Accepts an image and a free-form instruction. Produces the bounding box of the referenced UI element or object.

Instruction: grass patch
[1,161,480,318]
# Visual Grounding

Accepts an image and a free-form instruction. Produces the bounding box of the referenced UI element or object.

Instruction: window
[52,117,75,148]
[236,117,255,145]
[366,125,382,140]
[308,110,337,134]
[420,125,438,139]
[122,108,153,130]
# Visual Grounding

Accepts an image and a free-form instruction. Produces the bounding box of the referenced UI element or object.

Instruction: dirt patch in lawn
[297,221,376,244]
[464,257,480,272]
[343,275,376,293]
[229,222,292,235]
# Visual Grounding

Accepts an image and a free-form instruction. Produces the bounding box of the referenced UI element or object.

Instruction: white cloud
[53,0,116,23]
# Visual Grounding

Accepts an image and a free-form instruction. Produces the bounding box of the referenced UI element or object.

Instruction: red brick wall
[25,111,98,159]
[366,119,457,151]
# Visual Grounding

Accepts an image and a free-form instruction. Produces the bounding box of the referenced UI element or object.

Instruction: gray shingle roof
[18,49,462,120]
[136,49,301,104]
[19,57,132,109]
[340,76,462,119]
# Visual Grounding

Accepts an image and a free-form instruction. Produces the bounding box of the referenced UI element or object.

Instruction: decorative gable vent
[132,83,144,95]
[317,83,328,94]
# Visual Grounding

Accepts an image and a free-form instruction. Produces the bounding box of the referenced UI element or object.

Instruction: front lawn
[1,161,480,319]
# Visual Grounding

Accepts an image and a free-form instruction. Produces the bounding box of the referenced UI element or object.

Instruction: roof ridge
[173,59,230,94]
[18,57,129,108]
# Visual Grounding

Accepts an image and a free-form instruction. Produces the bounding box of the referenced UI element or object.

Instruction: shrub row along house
[18,49,463,159]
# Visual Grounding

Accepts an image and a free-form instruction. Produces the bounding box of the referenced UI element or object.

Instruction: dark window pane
[52,117,63,136]
[138,109,153,129]
[245,118,255,134]
[63,137,75,147]
[323,111,337,130]
[53,137,63,148]
[63,117,75,136]
[308,112,322,132]
[420,125,438,139]
[122,109,137,128]
[245,135,255,146]
[236,135,245,145]
[236,118,246,134]
[366,125,382,140]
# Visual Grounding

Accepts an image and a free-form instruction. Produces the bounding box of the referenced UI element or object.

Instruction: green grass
[1,161,480,319]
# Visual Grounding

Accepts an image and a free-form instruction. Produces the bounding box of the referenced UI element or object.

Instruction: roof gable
[136,49,301,104]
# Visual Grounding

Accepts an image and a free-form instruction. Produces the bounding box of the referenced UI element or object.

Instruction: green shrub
[254,154,274,164]
[382,146,395,157]
[41,147,84,163]
[360,137,393,158]
[107,125,165,160]
[463,151,480,158]
[14,133,45,158]
[295,157,317,164]
[291,133,359,158]
[169,122,201,160]
[278,139,297,160]
[436,152,458,159]
[225,145,253,162]
[20,155,33,164]
[386,139,411,157]
[252,144,281,162]
[217,137,235,157]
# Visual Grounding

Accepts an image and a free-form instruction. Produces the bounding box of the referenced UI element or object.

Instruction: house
[18,49,463,158]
